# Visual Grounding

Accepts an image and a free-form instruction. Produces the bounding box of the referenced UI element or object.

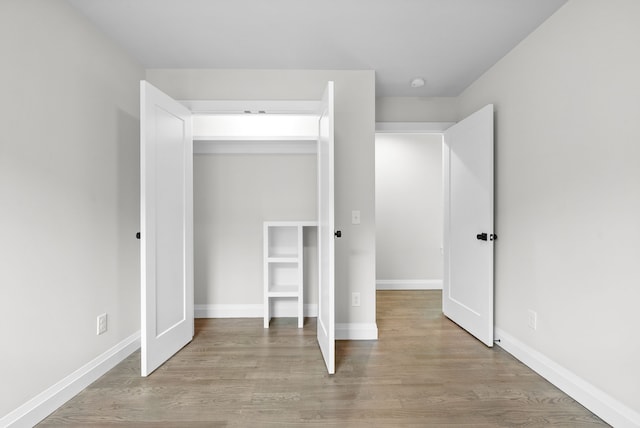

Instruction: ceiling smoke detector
[410,77,426,88]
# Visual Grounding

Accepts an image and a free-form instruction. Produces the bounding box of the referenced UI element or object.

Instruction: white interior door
[140,80,194,376]
[443,104,494,347]
[317,82,335,374]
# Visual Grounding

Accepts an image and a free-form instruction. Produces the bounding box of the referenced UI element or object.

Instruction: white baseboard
[376,279,442,290]
[335,323,378,340]
[495,328,640,428]
[195,304,262,318]
[1,331,140,428]
[195,303,318,318]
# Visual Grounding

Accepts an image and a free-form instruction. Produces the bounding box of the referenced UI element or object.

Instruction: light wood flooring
[39,291,607,427]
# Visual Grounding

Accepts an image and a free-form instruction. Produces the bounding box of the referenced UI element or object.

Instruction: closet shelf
[193,135,317,142]
[267,285,301,297]
[267,256,298,263]
[194,137,317,154]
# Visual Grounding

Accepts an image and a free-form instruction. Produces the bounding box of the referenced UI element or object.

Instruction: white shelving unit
[263,221,317,328]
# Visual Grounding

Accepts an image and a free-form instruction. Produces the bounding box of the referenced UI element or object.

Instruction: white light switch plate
[351,210,361,224]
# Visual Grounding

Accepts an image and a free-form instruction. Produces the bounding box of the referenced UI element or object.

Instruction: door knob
[335,230,342,238]
[136,232,141,239]
[476,233,497,241]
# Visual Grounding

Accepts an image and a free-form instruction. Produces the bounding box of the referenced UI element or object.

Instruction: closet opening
[191,111,319,326]
[141,80,337,375]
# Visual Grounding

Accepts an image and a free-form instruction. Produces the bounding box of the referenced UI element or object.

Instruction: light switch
[352,210,361,225]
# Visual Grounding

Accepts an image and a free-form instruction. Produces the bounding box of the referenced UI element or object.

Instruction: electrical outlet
[97,313,108,335]
[351,292,361,307]
[527,310,537,330]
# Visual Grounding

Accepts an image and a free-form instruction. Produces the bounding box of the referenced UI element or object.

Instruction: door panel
[317,82,335,374]
[443,104,494,347]
[141,81,194,376]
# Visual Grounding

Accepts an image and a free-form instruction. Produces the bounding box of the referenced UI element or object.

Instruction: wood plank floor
[39,291,607,427]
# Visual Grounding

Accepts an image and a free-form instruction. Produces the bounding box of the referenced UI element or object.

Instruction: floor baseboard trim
[376,279,442,290]
[335,323,378,340]
[195,303,318,318]
[1,331,140,428]
[495,328,640,428]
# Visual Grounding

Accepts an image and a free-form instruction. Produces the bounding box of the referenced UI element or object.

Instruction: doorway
[375,132,444,291]
[374,105,495,347]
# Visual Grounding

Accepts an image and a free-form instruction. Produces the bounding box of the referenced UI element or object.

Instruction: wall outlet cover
[97,313,108,335]
[351,292,361,307]
[527,310,537,330]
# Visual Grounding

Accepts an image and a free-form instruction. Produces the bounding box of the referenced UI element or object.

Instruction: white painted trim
[195,303,318,318]
[376,279,443,290]
[263,220,318,227]
[335,323,378,340]
[181,100,321,115]
[1,332,140,428]
[375,122,455,133]
[193,138,317,155]
[495,328,640,428]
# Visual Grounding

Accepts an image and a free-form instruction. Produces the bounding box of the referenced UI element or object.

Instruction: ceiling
[65,0,567,97]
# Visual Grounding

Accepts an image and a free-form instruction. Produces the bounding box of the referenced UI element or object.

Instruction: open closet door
[140,81,194,376]
[317,82,336,374]
[443,104,494,347]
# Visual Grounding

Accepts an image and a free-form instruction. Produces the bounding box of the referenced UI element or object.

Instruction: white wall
[194,154,317,307]
[375,134,443,284]
[0,0,143,419]
[146,69,377,329]
[458,0,640,416]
